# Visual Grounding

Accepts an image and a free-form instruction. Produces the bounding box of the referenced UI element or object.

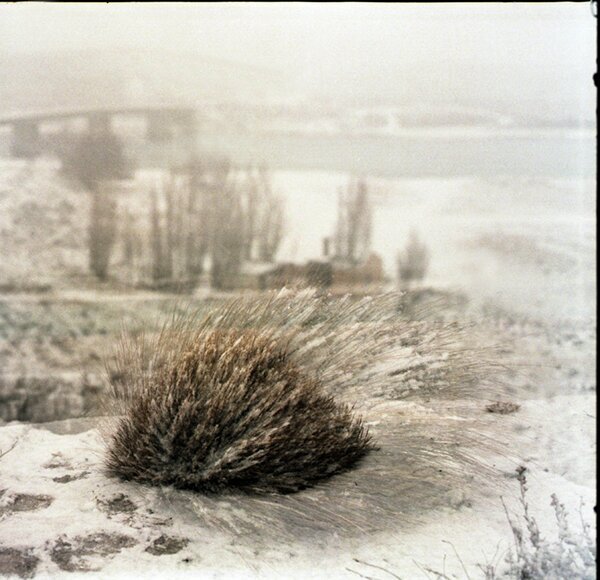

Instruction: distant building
[330,253,385,290]
[261,252,385,293]
[265,263,313,290]
[228,262,279,291]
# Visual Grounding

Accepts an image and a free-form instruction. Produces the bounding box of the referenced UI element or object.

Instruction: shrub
[499,466,596,579]
[397,230,429,289]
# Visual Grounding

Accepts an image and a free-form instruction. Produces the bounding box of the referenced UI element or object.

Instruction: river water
[1,127,595,178]
[190,129,596,178]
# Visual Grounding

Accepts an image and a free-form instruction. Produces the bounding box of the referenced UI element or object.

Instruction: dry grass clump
[105,327,372,493]
[103,289,503,502]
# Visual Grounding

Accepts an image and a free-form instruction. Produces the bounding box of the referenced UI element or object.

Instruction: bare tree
[140,159,284,290]
[397,229,429,289]
[121,209,144,285]
[63,129,128,280]
[334,177,372,265]
[184,158,209,278]
[163,181,175,280]
[86,187,117,280]
[63,130,128,189]
[255,165,284,263]
[122,210,135,269]
[166,175,186,280]
[209,167,246,290]
[241,166,260,261]
[150,187,164,283]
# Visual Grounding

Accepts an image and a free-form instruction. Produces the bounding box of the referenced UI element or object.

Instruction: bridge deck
[0,105,196,126]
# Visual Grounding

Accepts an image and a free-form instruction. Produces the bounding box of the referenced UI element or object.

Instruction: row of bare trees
[64,127,284,289]
[66,128,426,291]
[121,158,285,290]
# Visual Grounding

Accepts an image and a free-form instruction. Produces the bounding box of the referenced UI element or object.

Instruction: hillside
[0,49,285,115]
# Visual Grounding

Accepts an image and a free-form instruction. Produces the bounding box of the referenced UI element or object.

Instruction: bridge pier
[147,109,197,142]
[173,109,197,137]
[147,110,173,142]
[11,120,41,158]
[87,112,112,135]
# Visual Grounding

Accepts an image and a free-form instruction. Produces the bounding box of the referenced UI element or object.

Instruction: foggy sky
[0,2,596,112]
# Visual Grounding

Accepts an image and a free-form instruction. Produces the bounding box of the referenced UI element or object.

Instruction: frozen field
[0,162,596,578]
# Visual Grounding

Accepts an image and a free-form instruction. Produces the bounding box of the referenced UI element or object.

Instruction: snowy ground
[0,396,595,579]
[0,163,596,578]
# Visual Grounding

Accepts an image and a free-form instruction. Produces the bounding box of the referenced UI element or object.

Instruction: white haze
[0,2,596,117]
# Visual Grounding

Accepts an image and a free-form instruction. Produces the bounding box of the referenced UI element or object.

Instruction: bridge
[0,105,197,158]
